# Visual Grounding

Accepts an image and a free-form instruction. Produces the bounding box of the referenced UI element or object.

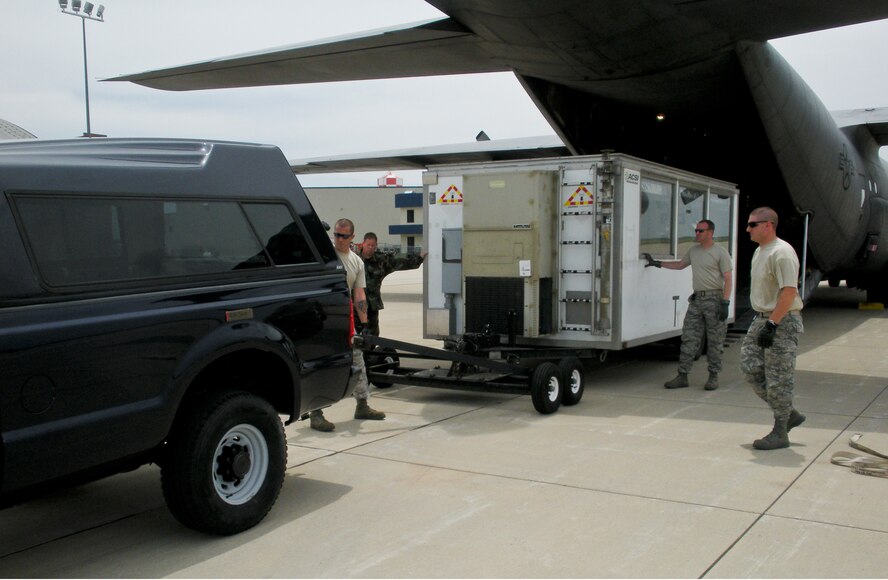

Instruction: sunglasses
[747,221,768,228]
[333,232,352,239]
[694,228,708,233]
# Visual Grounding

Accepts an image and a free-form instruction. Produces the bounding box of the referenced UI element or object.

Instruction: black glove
[718,299,730,321]
[757,320,778,348]
[642,253,662,268]
[360,326,371,337]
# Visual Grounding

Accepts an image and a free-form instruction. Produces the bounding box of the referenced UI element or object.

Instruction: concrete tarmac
[2,268,887,578]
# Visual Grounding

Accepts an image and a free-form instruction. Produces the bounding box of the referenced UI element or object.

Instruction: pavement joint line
[284,402,821,522]
[760,513,888,536]
[0,511,154,560]
[858,382,888,416]
[282,405,494,460]
[701,467,817,577]
[700,384,887,578]
[321,449,770,517]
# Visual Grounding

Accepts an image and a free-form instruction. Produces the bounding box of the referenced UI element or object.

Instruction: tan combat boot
[704,372,719,391]
[664,373,689,389]
[310,409,335,432]
[354,399,386,420]
[753,418,789,450]
[787,409,806,431]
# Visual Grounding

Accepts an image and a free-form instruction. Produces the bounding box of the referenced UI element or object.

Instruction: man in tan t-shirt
[309,218,386,432]
[644,219,733,390]
[739,206,805,450]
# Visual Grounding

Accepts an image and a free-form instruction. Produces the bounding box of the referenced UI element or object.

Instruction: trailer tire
[559,357,585,406]
[530,362,562,414]
[368,347,399,388]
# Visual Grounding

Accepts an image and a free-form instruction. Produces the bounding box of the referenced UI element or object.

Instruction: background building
[303,174,424,253]
[391,190,423,252]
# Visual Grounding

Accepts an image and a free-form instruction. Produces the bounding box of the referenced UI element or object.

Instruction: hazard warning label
[564,185,594,206]
[439,185,463,204]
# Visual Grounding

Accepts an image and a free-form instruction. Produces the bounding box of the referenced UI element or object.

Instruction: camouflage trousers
[740,313,803,421]
[350,346,371,401]
[678,294,727,374]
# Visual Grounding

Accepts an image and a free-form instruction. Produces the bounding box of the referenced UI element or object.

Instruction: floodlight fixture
[84,2,94,15]
[72,0,81,11]
[58,0,68,9]
[96,4,104,19]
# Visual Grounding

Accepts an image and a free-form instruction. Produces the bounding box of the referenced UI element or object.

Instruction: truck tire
[161,391,286,535]
[530,362,562,414]
[559,357,585,406]
[367,347,399,388]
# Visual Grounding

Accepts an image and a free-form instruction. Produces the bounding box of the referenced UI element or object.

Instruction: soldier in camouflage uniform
[740,207,806,450]
[356,232,426,336]
[644,219,733,390]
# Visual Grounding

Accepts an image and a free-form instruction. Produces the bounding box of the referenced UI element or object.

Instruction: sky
[3,1,888,186]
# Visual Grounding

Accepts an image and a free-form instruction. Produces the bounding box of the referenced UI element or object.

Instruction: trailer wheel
[368,347,399,388]
[559,357,585,406]
[530,362,562,414]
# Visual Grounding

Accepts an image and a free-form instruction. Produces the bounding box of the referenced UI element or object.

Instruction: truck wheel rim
[212,423,269,505]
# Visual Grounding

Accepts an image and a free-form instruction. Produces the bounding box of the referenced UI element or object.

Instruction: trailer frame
[358,333,594,414]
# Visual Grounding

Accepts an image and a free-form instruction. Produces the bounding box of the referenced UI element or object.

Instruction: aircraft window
[242,203,318,266]
[708,192,733,253]
[677,185,705,257]
[13,196,268,286]
[639,178,674,257]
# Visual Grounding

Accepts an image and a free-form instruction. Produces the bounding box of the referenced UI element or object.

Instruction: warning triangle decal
[564,185,594,206]
[439,184,464,204]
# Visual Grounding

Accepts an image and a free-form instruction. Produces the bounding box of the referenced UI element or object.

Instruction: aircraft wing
[109,18,505,91]
[108,2,888,93]
[832,107,888,146]
[288,136,568,174]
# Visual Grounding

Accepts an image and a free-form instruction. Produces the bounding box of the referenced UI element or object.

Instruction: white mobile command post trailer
[360,152,738,414]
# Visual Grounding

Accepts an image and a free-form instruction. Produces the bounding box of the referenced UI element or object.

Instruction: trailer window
[708,192,733,253]
[639,178,674,256]
[677,185,706,257]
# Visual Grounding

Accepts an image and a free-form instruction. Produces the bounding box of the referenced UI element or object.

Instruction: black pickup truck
[0,138,355,534]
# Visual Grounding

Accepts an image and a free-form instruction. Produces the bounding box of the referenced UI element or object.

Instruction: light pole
[58,0,106,138]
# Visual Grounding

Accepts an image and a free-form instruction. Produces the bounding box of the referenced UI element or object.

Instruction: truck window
[242,203,318,266]
[12,195,271,286]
